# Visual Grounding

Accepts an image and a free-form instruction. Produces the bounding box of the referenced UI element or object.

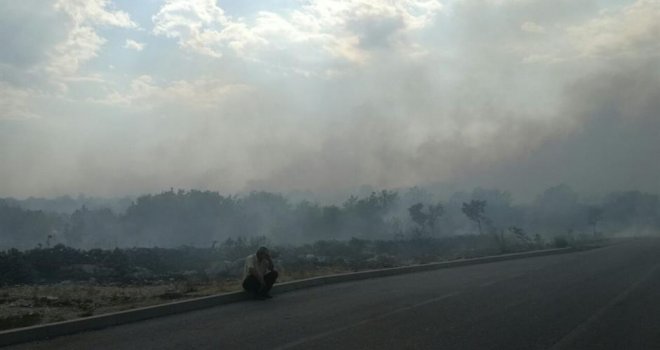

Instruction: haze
[1,0,659,200]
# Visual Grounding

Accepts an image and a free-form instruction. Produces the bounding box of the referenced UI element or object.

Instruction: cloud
[124,39,145,51]
[47,26,107,79]
[152,0,260,58]
[55,0,136,28]
[47,0,137,81]
[269,0,443,62]
[152,0,442,65]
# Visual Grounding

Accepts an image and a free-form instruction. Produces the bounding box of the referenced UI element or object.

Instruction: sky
[0,0,659,200]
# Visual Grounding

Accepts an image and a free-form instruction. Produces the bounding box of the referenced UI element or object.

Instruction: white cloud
[124,39,145,51]
[152,0,261,58]
[305,0,442,63]
[47,26,106,78]
[54,0,136,28]
[47,0,137,81]
[152,0,442,65]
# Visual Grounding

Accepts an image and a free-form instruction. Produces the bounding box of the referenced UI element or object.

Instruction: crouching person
[242,246,278,299]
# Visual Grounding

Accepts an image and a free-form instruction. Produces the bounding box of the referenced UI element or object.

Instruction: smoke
[463,57,660,199]
[0,0,658,201]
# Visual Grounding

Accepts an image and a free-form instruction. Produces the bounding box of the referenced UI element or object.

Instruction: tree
[462,200,487,235]
[408,202,444,236]
[408,203,428,228]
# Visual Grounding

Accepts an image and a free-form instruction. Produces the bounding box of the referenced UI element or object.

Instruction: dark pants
[242,271,278,295]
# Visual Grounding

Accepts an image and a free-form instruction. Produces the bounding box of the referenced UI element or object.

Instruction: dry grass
[0,279,241,330]
[0,266,357,331]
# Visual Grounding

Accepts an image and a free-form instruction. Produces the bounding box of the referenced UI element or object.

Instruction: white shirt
[243,254,270,280]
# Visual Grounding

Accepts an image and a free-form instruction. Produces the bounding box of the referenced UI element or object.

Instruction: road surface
[7,238,660,349]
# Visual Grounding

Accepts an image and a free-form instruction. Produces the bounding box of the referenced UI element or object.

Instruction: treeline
[1,185,659,249]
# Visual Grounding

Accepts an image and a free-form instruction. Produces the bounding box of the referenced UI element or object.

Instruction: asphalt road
[7,238,660,350]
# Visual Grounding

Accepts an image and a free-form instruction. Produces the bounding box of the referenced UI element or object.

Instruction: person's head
[256,246,270,260]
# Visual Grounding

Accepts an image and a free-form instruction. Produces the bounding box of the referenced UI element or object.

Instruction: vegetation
[1,185,658,251]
